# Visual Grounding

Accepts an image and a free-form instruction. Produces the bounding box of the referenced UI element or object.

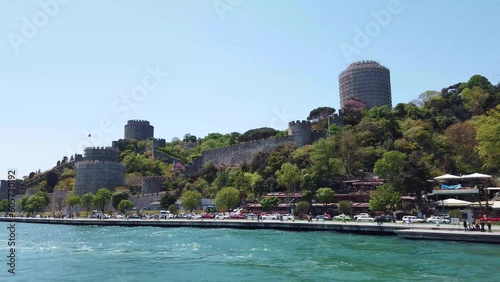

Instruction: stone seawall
[2,218,498,243]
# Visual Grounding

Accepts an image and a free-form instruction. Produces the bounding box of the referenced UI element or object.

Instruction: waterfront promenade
[1,217,499,244]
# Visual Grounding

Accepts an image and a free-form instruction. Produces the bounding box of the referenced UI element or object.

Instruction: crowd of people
[463,216,493,233]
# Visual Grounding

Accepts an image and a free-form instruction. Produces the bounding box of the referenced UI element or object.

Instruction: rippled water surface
[1,223,499,281]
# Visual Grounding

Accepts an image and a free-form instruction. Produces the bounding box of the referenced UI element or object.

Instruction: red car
[202,213,215,219]
[230,213,246,219]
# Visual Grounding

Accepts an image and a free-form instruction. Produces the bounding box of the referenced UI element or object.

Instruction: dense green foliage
[111,191,129,210]
[160,193,177,209]
[118,199,134,213]
[260,196,279,212]
[296,201,310,214]
[368,184,401,212]
[93,188,112,213]
[181,190,202,212]
[215,187,240,212]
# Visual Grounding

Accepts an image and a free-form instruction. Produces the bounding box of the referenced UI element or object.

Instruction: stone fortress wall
[184,120,327,173]
[152,138,166,149]
[142,176,165,194]
[74,147,124,195]
[124,119,154,140]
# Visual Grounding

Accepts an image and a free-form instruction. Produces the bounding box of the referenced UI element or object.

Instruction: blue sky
[1,0,499,178]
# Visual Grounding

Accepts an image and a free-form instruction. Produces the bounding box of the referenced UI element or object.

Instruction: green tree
[374,150,406,190]
[93,188,112,213]
[215,187,240,212]
[462,86,489,116]
[118,199,134,213]
[168,204,178,215]
[413,90,440,107]
[316,187,334,205]
[25,194,47,215]
[181,190,202,213]
[301,190,314,203]
[295,201,310,215]
[160,193,177,209]
[66,195,81,216]
[111,191,129,210]
[275,162,300,199]
[310,137,345,186]
[474,105,500,171]
[445,121,481,172]
[0,199,9,212]
[81,192,94,212]
[20,196,29,212]
[260,196,279,212]
[368,184,401,212]
[466,74,493,91]
[338,200,351,215]
[54,177,75,190]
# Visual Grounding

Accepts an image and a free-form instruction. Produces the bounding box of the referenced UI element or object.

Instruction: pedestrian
[408,217,412,225]
[487,221,492,233]
[480,220,485,232]
[463,219,468,232]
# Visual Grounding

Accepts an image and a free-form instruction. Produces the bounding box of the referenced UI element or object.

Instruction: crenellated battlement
[127,119,150,125]
[125,119,154,141]
[288,120,311,126]
[84,146,119,152]
[82,146,120,162]
[76,160,125,166]
[143,176,166,181]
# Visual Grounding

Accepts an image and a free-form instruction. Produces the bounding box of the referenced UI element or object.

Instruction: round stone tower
[124,120,154,141]
[339,60,391,109]
[74,147,124,196]
[287,120,312,147]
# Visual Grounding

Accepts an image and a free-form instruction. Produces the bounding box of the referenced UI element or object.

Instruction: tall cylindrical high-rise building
[339,61,391,109]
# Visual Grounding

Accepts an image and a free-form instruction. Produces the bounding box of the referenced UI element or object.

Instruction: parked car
[316,215,326,221]
[202,213,215,219]
[230,213,247,219]
[402,216,424,224]
[353,213,369,220]
[334,214,352,221]
[215,213,229,220]
[376,215,396,223]
[355,214,374,222]
[188,213,202,220]
[261,214,277,220]
[246,213,258,220]
[281,214,295,221]
[128,214,141,219]
[299,214,312,220]
[426,216,450,224]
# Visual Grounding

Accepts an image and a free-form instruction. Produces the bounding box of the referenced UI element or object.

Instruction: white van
[159,210,173,219]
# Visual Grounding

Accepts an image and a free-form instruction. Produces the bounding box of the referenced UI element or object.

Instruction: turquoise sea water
[0,223,499,282]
